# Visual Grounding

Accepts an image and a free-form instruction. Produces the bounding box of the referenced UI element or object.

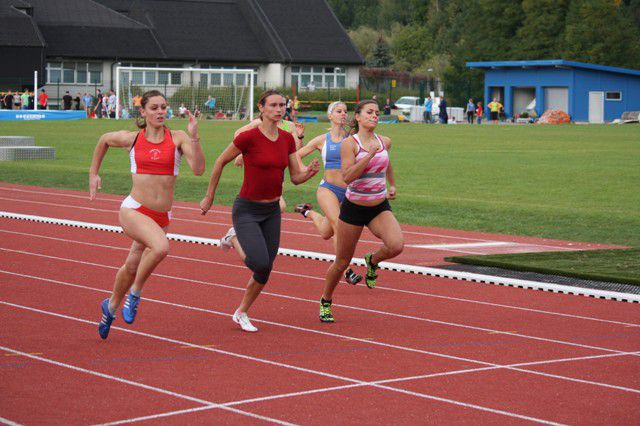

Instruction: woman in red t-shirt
[200,90,320,332]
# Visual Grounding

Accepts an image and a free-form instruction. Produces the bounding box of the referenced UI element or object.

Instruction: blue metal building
[466,60,640,123]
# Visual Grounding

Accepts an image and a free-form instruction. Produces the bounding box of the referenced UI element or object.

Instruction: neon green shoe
[364,252,378,289]
[319,298,334,323]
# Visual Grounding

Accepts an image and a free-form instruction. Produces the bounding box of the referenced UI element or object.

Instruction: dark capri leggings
[232,197,281,284]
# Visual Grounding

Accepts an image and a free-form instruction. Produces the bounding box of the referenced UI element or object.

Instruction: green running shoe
[319,299,334,323]
[364,252,378,289]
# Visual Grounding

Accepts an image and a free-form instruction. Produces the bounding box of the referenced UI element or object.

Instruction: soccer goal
[115,66,254,121]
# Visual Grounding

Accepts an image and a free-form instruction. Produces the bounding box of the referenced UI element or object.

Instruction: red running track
[0,183,620,268]
[0,187,639,424]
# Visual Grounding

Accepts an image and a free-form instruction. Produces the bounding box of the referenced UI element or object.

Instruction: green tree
[563,0,640,69]
[348,26,384,63]
[369,36,394,67]
[391,24,432,71]
[513,0,569,60]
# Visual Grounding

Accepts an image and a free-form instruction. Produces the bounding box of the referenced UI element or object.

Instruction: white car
[393,96,420,114]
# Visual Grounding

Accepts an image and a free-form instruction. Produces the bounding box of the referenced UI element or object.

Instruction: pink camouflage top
[345,133,390,202]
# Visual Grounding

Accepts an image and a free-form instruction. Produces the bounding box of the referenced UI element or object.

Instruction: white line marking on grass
[3,228,638,328]
[0,345,294,426]
[2,249,639,358]
[0,302,566,426]
[3,269,640,397]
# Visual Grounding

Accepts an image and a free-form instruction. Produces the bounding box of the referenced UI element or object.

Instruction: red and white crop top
[129,127,181,176]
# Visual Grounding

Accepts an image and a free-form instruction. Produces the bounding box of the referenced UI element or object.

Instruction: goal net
[115,66,254,121]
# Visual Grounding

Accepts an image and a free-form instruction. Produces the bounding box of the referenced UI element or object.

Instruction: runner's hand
[186,110,199,139]
[89,174,101,200]
[199,195,214,215]
[234,154,244,167]
[387,185,397,200]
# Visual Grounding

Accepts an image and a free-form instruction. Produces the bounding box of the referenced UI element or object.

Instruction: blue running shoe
[122,292,141,324]
[98,298,115,339]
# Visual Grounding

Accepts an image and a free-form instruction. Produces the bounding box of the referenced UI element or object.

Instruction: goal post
[115,66,254,121]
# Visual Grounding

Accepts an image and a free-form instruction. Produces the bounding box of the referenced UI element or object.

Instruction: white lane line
[3,268,640,397]
[0,345,294,426]
[408,242,518,249]
[0,417,22,426]
[1,212,637,303]
[2,228,638,328]
[0,301,565,426]
[2,248,639,357]
[0,186,582,249]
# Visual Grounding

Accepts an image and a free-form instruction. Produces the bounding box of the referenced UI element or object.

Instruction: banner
[0,110,86,121]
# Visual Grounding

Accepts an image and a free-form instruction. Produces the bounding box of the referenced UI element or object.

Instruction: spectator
[423,96,433,123]
[3,92,12,109]
[476,101,483,124]
[38,89,49,109]
[283,96,292,121]
[132,94,142,118]
[178,103,188,118]
[193,106,201,118]
[307,81,315,91]
[488,98,503,124]
[466,98,476,124]
[107,90,116,118]
[383,98,391,115]
[292,96,300,120]
[74,93,82,110]
[82,93,93,117]
[204,95,216,112]
[215,108,226,120]
[94,90,103,118]
[438,97,448,124]
[62,91,73,110]
[21,90,30,110]
[13,92,21,110]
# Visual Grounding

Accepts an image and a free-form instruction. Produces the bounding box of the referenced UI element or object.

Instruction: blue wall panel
[480,66,640,122]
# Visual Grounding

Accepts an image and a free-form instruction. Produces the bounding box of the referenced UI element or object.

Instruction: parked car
[393,96,420,114]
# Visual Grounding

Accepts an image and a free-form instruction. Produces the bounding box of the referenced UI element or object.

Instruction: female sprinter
[199,90,319,332]
[319,99,404,322]
[294,101,362,285]
[89,90,205,339]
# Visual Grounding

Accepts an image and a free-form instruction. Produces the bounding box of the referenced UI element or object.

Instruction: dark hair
[349,99,378,134]
[136,90,167,129]
[257,89,284,120]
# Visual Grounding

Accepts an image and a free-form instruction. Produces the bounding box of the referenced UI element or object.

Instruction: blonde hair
[327,101,346,115]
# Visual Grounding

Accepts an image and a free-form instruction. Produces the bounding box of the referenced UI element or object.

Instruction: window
[605,91,622,101]
[290,65,347,89]
[46,62,102,84]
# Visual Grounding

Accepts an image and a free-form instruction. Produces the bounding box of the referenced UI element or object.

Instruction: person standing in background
[466,99,475,124]
[423,96,433,123]
[476,101,483,125]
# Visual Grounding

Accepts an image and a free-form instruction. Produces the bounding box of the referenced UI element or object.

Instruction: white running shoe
[220,227,236,252]
[232,310,258,332]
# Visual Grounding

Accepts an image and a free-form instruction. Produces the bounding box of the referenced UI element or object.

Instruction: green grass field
[2,119,638,244]
[1,119,639,283]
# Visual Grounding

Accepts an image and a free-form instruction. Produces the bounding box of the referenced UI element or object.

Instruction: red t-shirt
[233,126,296,200]
[38,92,48,106]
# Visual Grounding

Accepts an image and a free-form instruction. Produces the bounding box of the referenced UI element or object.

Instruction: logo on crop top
[149,149,161,161]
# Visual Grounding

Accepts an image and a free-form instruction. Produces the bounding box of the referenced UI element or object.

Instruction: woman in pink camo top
[318,99,404,323]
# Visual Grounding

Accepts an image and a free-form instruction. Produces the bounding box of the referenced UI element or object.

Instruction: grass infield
[446,249,640,287]
[1,120,638,284]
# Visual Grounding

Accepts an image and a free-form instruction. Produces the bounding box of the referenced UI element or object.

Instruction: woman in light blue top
[296,101,362,284]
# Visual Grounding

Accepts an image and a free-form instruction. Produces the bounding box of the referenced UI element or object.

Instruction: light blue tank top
[321,132,343,170]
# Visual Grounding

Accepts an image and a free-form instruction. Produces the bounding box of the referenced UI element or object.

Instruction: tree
[513,0,570,60]
[563,0,640,69]
[369,36,394,67]
[348,26,383,63]
[391,24,432,71]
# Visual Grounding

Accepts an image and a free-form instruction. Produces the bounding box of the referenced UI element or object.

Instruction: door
[544,87,568,113]
[589,92,604,123]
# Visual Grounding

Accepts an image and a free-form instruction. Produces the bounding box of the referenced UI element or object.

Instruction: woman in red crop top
[199,90,320,332]
[89,90,205,340]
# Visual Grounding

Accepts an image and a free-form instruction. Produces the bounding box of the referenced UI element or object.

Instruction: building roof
[3,0,363,64]
[466,60,640,78]
[0,0,45,47]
